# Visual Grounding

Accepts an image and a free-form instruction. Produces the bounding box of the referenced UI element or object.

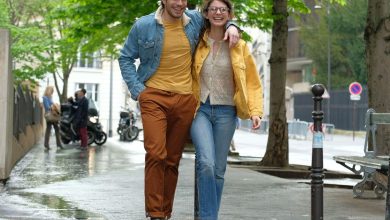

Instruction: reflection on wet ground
[14,192,104,219]
[0,139,145,219]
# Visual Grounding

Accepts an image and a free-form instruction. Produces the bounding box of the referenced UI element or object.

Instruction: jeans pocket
[138,87,150,102]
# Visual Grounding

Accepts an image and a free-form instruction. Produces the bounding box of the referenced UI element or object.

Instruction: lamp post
[315,1,331,124]
[326,3,331,124]
[108,56,113,137]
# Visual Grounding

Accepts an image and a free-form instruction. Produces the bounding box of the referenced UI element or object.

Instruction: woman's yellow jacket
[192,35,264,119]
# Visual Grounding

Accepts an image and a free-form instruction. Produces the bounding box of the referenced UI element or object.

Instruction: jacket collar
[155,6,191,26]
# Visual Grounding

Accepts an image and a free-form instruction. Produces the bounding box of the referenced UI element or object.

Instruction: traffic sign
[349,82,362,95]
[350,94,361,101]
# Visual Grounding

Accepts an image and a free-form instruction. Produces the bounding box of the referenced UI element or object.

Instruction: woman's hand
[251,116,262,130]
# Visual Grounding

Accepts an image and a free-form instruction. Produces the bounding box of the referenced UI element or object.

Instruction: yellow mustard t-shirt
[145,19,192,94]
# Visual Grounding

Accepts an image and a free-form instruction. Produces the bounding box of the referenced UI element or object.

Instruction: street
[0,130,385,220]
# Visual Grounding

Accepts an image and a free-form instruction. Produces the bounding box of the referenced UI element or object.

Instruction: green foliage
[2,0,346,87]
[10,25,53,84]
[0,0,9,27]
[0,0,49,84]
[60,0,314,55]
[300,0,366,89]
[0,0,82,96]
[55,0,158,57]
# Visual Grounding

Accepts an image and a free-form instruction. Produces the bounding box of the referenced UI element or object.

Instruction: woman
[42,86,63,150]
[191,0,263,219]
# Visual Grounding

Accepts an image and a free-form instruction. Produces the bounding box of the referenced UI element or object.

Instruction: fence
[294,89,368,131]
[13,85,43,139]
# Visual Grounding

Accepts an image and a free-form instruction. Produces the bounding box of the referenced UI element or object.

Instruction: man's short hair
[81,88,87,95]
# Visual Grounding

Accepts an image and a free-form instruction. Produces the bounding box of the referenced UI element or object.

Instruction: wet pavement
[0,130,387,219]
[0,138,148,219]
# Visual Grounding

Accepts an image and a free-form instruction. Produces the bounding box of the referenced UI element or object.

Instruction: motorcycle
[117,108,140,142]
[60,101,107,146]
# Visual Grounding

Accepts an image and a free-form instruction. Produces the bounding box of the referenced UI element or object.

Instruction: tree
[259,0,289,166]
[365,0,390,155]
[301,0,367,90]
[1,0,85,102]
[0,0,52,85]
[0,0,81,102]
[260,0,346,167]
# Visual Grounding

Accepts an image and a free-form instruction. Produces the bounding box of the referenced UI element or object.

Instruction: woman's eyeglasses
[208,6,229,14]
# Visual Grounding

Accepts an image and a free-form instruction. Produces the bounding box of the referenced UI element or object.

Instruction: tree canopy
[57,0,311,56]
[0,0,312,85]
[300,0,366,89]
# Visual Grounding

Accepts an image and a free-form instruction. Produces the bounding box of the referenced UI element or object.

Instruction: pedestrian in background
[42,86,63,150]
[190,0,263,219]
[74,89,89,150]
[118,0,240,219]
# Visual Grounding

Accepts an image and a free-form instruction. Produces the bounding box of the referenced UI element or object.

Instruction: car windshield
[88,99,97,110]
[88,99,99,116]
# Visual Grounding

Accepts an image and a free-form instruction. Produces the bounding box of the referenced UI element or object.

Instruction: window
[76,83,99,104]
[75,50,102,69]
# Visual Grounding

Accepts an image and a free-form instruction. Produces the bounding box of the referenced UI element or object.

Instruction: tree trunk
[259,0,289,167]
[365,0,390,155]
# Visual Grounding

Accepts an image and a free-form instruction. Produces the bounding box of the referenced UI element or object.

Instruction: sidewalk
[0,130,386,220]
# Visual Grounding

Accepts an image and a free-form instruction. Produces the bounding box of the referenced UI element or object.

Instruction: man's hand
[251,116,262,130]
[224,25,240,48]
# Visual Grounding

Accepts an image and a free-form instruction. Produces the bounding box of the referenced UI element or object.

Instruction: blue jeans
[191,100,237,220]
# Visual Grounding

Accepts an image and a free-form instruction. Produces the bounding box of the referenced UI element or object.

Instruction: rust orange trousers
[138,87,196,218]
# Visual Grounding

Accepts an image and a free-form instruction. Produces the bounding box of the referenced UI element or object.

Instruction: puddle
[14,192,107,219]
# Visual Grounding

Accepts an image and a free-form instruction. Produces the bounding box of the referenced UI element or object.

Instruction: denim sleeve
[118,22,146,100]
[187,9,205,29]
[42,96,52,112]
[194,10,204,24]
[226,20,242,32]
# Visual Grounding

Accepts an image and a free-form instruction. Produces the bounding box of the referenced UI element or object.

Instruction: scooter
[117,108,140,142]
[60,102,107,146]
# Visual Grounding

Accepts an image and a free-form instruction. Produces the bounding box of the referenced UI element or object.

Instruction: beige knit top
[199,38,235,106]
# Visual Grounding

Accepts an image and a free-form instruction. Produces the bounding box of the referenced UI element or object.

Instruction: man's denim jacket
[118,6,203,100]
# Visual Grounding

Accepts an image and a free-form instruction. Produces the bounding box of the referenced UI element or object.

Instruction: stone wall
[0,29,14,181]
[0,29,43,182]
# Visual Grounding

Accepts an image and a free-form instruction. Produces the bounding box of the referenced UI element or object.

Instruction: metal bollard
[311,84,325,220]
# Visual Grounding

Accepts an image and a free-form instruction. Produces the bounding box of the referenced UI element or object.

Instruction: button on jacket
[119,6,203,100]
[192,35,264,119]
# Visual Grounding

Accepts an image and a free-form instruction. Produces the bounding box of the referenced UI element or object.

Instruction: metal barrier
[288,120,310,140]
[239,118,334,141]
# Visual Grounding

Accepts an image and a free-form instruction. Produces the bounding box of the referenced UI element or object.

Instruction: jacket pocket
[138,40,155,61]
[233,64,250,119]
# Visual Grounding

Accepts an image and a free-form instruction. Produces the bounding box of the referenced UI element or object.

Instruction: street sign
[350,94,361,101]
[349,82,363,95]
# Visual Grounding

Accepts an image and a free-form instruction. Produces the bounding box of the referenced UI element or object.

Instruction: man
[74,89,89,150]
[118,0,240,219]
